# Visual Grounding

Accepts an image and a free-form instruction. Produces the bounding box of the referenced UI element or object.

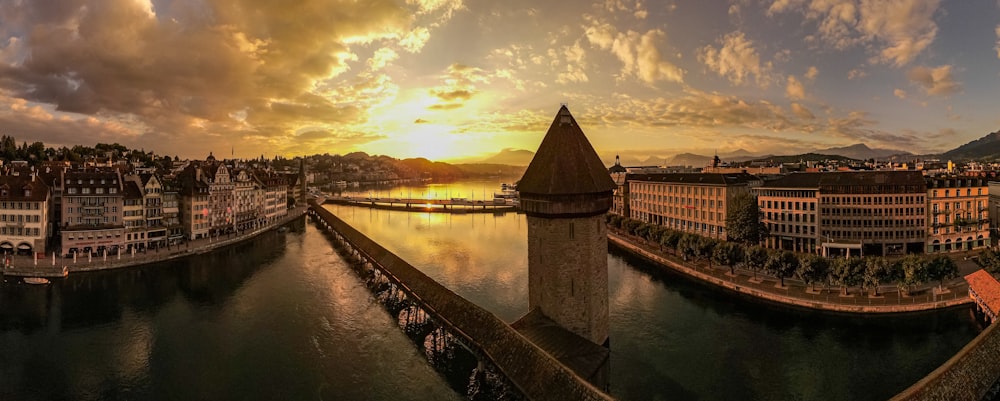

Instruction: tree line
[606,214,961,296]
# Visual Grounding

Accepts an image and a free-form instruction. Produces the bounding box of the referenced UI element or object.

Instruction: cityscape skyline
[1,0,999,162]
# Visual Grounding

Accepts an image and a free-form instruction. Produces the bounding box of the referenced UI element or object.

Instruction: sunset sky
[0,0,998,163]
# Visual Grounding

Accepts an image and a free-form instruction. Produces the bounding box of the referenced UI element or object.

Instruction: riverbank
[2,206,308,278]
[609,231,973,314]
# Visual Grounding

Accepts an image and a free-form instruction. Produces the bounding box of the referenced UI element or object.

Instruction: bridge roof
[965,269,1000,315]
[518,106,616,196]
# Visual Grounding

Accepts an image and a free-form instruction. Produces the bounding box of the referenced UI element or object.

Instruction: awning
[17,243,31,250]
[0,243,13,249]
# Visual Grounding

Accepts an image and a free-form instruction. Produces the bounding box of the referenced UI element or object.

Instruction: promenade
[609,230,975,313]
[2,206,308,278]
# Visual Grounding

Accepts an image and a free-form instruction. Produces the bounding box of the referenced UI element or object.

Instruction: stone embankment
[890,321,1000,401]
[3,206,308,277]
[608,232,972,314]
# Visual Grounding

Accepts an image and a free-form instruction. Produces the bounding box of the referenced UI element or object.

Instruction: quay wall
[308,203,613,401]
[890,321,1000,401]
[3,207,308,277]
[608,233,971,314]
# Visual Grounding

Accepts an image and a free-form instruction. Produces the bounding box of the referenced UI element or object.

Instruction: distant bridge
[307,202,612,401]
[324,196,518,214]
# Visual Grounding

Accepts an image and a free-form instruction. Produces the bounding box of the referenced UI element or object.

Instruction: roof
[123,181,143,200]
[0,175,49,202]
[965,269,1000,316]
[518,106,616,195]
[759,171,926,191]
[627,172,760,186]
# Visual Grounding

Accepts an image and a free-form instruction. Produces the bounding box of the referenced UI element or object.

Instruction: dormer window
[24,189,30,197]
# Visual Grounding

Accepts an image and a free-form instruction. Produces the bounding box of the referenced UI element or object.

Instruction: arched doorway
[16,242,31,256]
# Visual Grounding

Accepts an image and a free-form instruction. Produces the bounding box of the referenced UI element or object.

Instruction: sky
[0,0,999,164]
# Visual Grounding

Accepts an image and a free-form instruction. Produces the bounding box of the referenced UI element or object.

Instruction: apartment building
[60,170,125,257]
[926,176,989,253]
[0,174,50,256]
[757,171,926,257]
[628,173,761,240]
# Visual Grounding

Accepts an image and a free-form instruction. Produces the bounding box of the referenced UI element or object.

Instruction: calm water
[0,179,983,401]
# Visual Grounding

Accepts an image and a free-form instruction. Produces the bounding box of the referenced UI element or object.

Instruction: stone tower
[518,105,616,346]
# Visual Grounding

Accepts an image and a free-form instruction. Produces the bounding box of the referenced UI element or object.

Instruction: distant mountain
[747,153,858,165]
[668,153,713,167]
[480,148,534,166]
[941,130,1000,160]
[816,143,910,160]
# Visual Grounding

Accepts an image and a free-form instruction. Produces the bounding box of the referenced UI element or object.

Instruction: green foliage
[712,242,737,274]
[744,246,769,279]
[862,257,893,296]
[832,257,865,295]
[796,254,829,290]
[926,255,959,289]
[975,249,1000,274]
[771,251,799,286]
[659,230,681,254]
[725,192,768,245]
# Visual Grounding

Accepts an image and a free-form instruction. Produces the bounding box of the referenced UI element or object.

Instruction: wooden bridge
[307,202,612,401]
[324,196,518,214]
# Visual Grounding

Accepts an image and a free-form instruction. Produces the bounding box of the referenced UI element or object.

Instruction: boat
[23,277,50,285]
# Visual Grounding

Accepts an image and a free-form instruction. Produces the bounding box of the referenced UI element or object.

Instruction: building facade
[926,176,989,253]
[628,173,761,240]
[0,174,50,256]
[60,170,125,257]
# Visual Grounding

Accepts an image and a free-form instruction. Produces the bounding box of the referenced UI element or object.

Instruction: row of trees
[607,214,961,296]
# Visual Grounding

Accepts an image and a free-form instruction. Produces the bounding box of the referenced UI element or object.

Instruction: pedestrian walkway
[609,231,973,313]
[2,206,308,278]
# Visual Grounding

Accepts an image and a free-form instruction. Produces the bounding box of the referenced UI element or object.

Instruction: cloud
[847,68,867,80]
[996,25,1000,59]
[427,63,488,109]
[907,65,961,96]
[584,18,684,84]
[805,66,819,81]
[785,75,806,100]
[414,118,430,124]
[767,0,942,66]
[0,0,466,157]
[790,102,815,119]
[893,88,907,99]
[698,31,770,87]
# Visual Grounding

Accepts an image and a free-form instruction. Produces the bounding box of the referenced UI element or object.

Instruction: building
[628,173,761,240]
[0,174,51,256]
[60,170,125,257]
[178,165,211,240]
[926,176,989,253]
[757,171,926,257]
[122,180,145,252]
[517,106,614,347]
[204,162,234,235]
[608,155,628,216]
[131,174,167,249]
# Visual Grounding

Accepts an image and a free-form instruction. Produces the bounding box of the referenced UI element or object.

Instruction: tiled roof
[518,106,616,195]
[966,269,1000,316]
[123,181,143,200]
[0,175,49,202]
[759,171,926,191]
[627,172,760,186]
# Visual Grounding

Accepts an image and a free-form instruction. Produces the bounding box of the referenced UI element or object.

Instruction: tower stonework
[518,106,616,346]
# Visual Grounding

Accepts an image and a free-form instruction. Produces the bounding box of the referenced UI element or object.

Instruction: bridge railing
[309,203,613,401]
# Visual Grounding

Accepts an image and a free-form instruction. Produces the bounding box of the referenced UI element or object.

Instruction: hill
[480,148,534,166]
[942,130,1000,160]
[817,143,909,160]
[745,153,858,165]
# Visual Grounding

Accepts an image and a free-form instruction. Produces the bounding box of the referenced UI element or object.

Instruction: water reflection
[329,200,981,401]
[0,218,459,401]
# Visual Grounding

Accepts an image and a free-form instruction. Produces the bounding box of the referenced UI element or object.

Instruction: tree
[697,237,718,268]
[713,242,745,276]
[862,257,892,296]
[899,255,928,296]
[975,248,1000,274]
[659,230,681,255]
[772,251,799,287]
[927,256,959,291]
[678,233,699,261]
[832,257,865,295]
[725,192,768,245]
[796,254,829,292]
[744,246,769,280]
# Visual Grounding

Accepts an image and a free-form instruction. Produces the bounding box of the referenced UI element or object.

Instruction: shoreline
[608,232,973,314]
[2,206,308,278]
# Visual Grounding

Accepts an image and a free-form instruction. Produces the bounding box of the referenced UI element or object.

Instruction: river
[0,179,983,401]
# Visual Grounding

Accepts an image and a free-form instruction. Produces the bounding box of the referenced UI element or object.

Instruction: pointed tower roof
[518,106,616,195]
